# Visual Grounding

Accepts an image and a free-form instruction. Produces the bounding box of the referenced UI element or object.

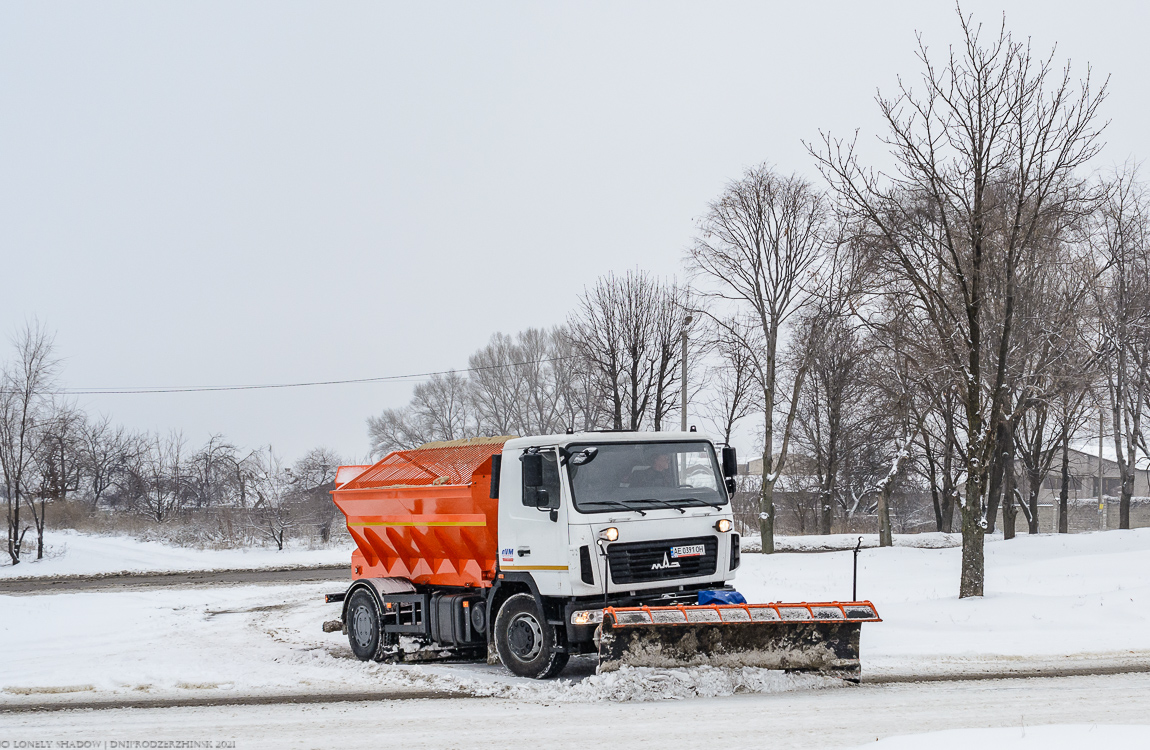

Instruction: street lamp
[681,311,694,432]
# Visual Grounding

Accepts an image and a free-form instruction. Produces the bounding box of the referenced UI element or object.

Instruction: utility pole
[680,312,693,432]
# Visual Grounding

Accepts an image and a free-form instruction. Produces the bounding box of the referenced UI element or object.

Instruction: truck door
[499,447,569,596]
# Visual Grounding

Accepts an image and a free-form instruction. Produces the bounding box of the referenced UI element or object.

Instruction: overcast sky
[2,1,1147,462]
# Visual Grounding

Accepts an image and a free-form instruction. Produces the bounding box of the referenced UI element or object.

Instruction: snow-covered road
[3,674,1147,749]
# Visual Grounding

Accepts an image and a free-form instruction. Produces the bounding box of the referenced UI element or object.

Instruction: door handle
[517,547,531,557]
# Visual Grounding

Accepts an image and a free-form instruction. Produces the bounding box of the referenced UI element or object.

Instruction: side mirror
[521,453,543,488]
[725,477,737,496]
[489,455,502,500]
[568,447,598,466]
[722,446,738,478]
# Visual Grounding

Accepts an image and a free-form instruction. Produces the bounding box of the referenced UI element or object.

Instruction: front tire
[346,588,382,661]
[494,593,569,679]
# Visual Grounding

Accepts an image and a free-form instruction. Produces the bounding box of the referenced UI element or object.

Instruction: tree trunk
[923,429,945,532]
[819,481,834,536]
[1120,475,1132,530]
[941,480,955,533]
[1058,433,1070,534]
[959,481,985,598]
[985,421,1009,534]
[759,468,776,554]
[1027,470,1041,534]
[877,485,893,547]
[1002,447,1017,540]
[36,498,45,560]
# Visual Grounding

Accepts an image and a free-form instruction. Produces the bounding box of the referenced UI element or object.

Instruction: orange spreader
[331,440,507,588]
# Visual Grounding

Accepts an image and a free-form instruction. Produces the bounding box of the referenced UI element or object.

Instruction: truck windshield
[565,441,727,514]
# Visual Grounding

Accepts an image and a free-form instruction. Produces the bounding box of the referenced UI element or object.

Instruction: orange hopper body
[331,440,505,588]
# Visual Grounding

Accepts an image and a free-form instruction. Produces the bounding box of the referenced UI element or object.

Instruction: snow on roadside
[850,724,1148,749]
[3,528,1149,706]
[0,530,352,579]
[432,664,840,702]
[741,531,962,553]
[736,528,1150,677]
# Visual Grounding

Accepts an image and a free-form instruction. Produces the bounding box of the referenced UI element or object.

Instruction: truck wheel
[494,593,569,679]
[346,589,382,661]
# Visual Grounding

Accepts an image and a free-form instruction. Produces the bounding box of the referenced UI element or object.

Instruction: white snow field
[2,527,1148,711]
[0,530,349,579]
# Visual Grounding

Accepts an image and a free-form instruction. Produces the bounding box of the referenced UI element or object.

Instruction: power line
[32,356,576,396]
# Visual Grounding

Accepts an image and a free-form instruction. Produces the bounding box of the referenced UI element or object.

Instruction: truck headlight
[570,609,605,625]
[714,519,732,532]
[599,526,619,542]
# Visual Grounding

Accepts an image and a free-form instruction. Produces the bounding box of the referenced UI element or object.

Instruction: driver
[628,452,675,488]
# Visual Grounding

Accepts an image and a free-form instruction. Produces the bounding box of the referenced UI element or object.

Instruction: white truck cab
[489,431,740,674]
[497,432,738,600]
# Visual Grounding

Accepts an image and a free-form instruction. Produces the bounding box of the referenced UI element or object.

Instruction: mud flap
[597,601,880,681]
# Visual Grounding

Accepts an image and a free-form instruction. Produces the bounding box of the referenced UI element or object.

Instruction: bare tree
[0,321,59,565]
[248,448,298,550]
[292,446,344,542]
[568,271,689,431]
[688,164,831,553]
[815,12,1105,596]
[700,319,759,445]
[468,327,582,436]
[1011,253,1098,536]
[187,434,239,509]
[129,432,190,523]
[78,416,140,510]
[29,402,84,558]
[1094,167,1150,530]
[789,310,868,535]
[367,371,476,456]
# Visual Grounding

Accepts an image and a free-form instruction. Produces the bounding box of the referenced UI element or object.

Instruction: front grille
[607,536,718,584]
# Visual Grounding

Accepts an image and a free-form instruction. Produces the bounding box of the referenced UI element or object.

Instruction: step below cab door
[498,446,569,596]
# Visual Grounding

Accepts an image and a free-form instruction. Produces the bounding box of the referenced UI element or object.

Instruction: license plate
[670,544,704,558]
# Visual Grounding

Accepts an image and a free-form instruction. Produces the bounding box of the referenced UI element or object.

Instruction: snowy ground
[0,530,350,579]
[2,677,1148,749]
[740,528,1150,679]
[2,528,1148,711]
[860,724,1146,749]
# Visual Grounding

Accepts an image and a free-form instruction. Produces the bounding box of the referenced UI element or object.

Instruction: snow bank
[0,530,352,579]
[852,724,1148,749]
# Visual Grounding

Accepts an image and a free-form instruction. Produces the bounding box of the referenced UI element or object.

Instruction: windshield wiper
[633,498,686,514]
[581,499,647,516]
[669,497,725,510]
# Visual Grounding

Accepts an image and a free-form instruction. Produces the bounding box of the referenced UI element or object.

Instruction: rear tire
[346,588,382,661]
[494,593,569,679]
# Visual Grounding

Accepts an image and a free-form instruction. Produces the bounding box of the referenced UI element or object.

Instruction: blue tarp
[697,589,747,605]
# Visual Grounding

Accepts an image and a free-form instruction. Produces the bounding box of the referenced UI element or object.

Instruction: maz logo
[651,552,681,571]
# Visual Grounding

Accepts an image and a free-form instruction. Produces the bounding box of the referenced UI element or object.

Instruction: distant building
[1033,444,1150,501]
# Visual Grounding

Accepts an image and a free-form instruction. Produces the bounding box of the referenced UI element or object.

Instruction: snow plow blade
[598,601,881,680]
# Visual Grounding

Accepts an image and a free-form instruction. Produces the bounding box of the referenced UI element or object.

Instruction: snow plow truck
[323,432,880,679]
